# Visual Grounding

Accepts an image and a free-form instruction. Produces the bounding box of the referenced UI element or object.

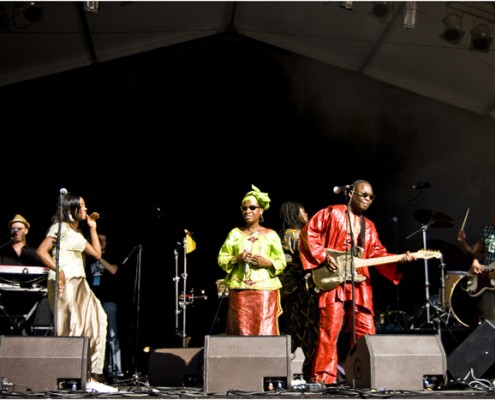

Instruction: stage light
[470,22,493,52]
[439,12,465,45]
[340,2,353,11]
[84,1,99,13]
[402,2,417,29]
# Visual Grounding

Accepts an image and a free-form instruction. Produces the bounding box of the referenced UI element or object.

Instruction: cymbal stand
[438,256,446,310]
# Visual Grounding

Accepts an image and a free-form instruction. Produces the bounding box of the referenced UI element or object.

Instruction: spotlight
[440,12,465,44]
[470,22,493,52]
[84,1,99,13]
[402,1,417,29]
[340,2,353,11]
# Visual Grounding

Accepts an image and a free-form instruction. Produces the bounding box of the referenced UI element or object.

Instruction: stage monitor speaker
[204,335,291,393]
[448,319,495,382]
[148,347,204,387]
[344,334,447,390]
[0,335,89,392]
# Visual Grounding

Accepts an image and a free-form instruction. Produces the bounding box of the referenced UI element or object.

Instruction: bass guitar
[465,261,495,297]
[312,248,442,291]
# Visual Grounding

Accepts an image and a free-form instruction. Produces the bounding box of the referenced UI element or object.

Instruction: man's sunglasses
[354,190,376,201]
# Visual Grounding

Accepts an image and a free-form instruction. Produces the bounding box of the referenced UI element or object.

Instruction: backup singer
[218,184,286,335]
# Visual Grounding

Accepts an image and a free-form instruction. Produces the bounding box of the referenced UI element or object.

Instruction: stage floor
[2,380,494,399]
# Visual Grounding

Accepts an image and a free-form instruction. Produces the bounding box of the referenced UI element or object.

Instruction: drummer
[457,205,495,322]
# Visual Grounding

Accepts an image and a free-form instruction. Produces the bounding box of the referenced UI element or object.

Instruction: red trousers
[312,301,375,384]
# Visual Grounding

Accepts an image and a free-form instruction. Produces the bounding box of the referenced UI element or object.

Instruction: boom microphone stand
[406,222,433,327]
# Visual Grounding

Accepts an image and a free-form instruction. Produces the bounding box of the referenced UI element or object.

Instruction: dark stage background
[0,32,492,375]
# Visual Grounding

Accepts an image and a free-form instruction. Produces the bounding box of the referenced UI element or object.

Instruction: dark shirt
[0,243,43,266]
[86,251,121,304]
[479,224,495,265]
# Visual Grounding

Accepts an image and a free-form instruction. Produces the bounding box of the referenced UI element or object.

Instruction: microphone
[411,182,431,190]
[333,185,353,194]
[60,188,68,195]
[243,246,250,275]
[10,228,19,236]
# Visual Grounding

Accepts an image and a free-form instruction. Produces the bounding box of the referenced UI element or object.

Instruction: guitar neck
[482,261,495,271]
[355,253,407,268]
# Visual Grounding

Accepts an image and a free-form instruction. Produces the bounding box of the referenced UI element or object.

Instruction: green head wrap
[242,184,271,211]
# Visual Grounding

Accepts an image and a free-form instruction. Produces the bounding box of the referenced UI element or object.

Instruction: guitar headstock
[416,249,443,260]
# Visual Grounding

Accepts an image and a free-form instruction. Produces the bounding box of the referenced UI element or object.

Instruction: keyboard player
[0,215,48,335]
[0,214,42,266]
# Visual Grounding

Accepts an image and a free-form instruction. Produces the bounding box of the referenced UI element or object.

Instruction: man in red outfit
[299,179,416,384]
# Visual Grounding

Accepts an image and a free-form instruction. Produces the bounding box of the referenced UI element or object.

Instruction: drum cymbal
[427,239,470,269]
[414,209,455,228]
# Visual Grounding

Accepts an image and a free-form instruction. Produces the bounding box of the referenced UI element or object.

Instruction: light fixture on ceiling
[84,1,99,14]
[439,11,465,44]
[370,2,394,23]
[402,2,417,29]
[17,2,43,23]
[340,2,354,11]
[470,22,493,52]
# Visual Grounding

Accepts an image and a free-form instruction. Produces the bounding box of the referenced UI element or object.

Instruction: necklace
[248,226,259,236]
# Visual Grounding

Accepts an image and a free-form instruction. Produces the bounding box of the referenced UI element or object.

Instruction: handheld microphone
[411,182,431,190]
[333,185,353,194]
[243,246,250,275]
[60,188,68,195]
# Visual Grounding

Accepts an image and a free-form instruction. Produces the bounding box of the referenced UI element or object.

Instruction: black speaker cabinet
[148,347,204,387]
[204,335,291,393]
[344,334,447,390]
[448,319,495,382]
[0,336,89,392]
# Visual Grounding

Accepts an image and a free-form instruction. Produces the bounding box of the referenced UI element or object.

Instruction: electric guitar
[465,261,495,297]
[312,248,442,291]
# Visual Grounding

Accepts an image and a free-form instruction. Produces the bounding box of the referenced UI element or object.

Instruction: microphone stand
[345,191,358,345]
[173,243,181,342]
[405,222,433,328]
[174,231,206,348]
[122,241,143,380]
[53,192,65,336]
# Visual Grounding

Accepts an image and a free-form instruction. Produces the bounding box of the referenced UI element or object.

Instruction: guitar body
[311,248,441,291]
[311,248,366,291]
[466,267,495,297]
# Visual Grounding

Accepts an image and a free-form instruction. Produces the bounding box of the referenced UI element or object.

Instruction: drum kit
[404,209,479,329]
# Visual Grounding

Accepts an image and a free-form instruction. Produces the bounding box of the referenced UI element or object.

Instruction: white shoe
[86,380,119,393]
